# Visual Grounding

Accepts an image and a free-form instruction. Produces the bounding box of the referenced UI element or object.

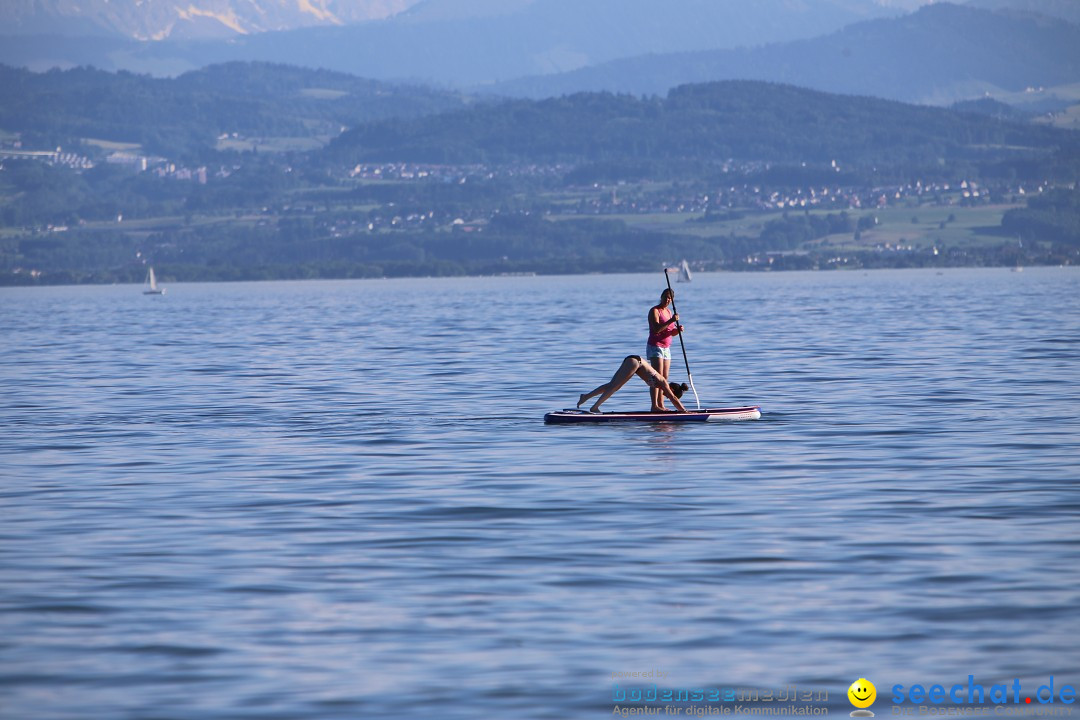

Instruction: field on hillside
[551,201,1023,251]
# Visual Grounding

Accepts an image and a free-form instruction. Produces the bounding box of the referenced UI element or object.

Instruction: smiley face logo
[848,678,877,709]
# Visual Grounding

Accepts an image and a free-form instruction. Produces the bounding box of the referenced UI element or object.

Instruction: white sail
[678,259,692,283]
[143,267,165,294]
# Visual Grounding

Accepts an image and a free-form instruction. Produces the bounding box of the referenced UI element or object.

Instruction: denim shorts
[646,344,671,361]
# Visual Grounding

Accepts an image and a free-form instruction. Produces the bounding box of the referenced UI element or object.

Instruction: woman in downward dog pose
[578,355,689,414]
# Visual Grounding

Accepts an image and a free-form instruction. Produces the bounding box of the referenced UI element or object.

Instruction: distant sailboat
[143,267,165,295]
[664,260,693,283]
[677,259,692,283]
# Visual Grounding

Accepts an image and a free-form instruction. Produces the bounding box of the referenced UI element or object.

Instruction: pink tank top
[647,307,675,348]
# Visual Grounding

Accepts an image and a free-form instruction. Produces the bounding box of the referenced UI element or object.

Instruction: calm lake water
[1,269,1078,719]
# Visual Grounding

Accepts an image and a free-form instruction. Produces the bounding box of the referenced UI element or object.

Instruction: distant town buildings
[0,135,211,183]
[0,146,94,170]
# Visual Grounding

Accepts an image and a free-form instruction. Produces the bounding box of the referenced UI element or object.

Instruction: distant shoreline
[2,262,1074,289]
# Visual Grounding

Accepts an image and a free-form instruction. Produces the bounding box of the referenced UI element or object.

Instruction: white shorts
[646,344,671,361]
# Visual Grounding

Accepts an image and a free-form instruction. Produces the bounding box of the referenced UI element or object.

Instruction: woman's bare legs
[580,356,641,412]
[650,357,671,411]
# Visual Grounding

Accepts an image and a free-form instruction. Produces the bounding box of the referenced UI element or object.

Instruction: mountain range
[0,0,924,82]
[483,2,1080,106]
[0,0,1075,110]
[0,0,419,40]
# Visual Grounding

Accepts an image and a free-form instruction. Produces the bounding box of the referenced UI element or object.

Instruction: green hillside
[2,65,1078,284]
[331,80,1077,179]
[0,62,472,160]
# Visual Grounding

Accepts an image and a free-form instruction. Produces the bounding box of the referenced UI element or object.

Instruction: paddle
[664,268,701,409]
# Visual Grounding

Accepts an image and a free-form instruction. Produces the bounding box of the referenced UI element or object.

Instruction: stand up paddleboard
[544,406,761,424]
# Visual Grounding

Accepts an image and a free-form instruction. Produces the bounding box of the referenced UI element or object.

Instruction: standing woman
[646,288,684,412]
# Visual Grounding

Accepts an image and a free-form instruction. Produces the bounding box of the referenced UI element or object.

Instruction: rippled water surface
[2,269,1079,719]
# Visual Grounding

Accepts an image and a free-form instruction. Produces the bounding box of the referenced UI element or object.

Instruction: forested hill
[328,80,1078,175]
[967,0,1080,25]
[0,62,472,160]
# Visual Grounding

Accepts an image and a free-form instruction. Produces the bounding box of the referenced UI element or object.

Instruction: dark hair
[671,382,689,398]
[661,288,674,302]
